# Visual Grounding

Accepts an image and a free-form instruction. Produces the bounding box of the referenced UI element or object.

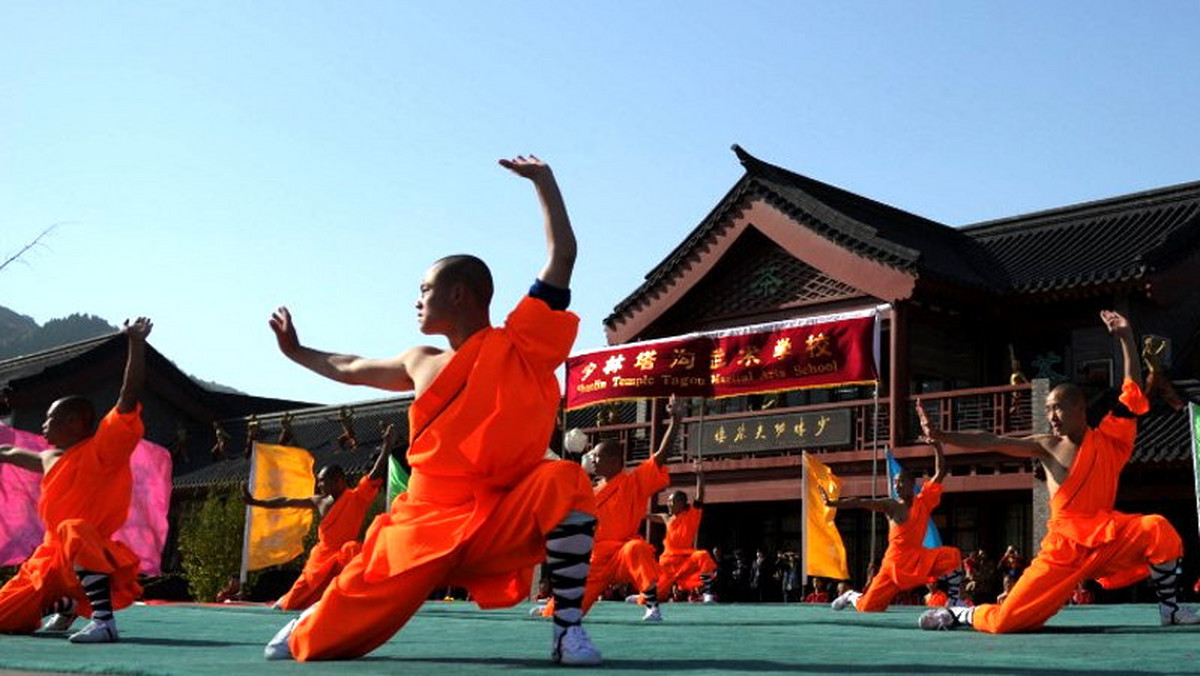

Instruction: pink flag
[0,425,49,567]
[0,423,173,575]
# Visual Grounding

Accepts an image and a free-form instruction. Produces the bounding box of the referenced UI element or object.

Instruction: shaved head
[433,255,493,307]
[54,396,96,432]
[1049,383,1085,409]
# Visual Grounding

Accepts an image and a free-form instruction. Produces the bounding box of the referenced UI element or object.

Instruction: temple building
[568,145,1200,588]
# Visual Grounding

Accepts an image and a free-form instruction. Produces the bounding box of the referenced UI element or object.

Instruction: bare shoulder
[403,345,454,394]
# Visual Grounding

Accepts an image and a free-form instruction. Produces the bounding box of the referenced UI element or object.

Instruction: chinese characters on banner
[566,310,879,410]
[686,409,852,455]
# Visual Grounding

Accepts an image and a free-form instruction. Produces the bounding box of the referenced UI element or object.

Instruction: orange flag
[802,453,849,580]
[244,442,315,571]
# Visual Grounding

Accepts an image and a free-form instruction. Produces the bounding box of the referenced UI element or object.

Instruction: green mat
[2,602,1199,675]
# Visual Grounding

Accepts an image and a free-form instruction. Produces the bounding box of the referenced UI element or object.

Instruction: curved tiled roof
[963,182,1200,294]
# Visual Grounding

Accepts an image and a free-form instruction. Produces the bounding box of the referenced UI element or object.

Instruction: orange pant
[0,520,141,633]
[278,541,362,611]
[657,550,717,597]
[973,514,1181,633]
[857,546,961,612]
[289,461,594,660]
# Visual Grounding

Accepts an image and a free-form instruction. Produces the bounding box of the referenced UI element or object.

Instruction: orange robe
[857,482,960,612]
[0,407,143,632]
[289,296,595,660]
[276,477,382,611]
[973,378,1181,633]
[542,458,669,616]
[657,506,717,595]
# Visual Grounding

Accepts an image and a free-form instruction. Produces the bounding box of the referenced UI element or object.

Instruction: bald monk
[263,155,601,665]
[920,310,1200,632]
[826,439,964,612]
[0,317,152,643]
[651,464,718,603]
[243,425,393,610]
[539,394,683,622]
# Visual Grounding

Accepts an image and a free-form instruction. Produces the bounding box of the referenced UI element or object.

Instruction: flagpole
[801,453,809,588]
[239,441,258,588]
[869,380,880,571]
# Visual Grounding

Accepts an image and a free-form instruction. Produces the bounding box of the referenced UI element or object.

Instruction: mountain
[0,309,116,360]
[0,305,244,394]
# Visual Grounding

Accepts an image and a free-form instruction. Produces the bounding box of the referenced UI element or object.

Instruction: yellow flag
[803,453,849,580]
[246,443,315,571]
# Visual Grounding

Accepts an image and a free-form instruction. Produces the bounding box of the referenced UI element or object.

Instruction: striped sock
[700,572,714,595]
[78,571,114,623]
[45,596,77,617]
[943,569,965,604]
[643,584,658,609]
[1151,558,1183,619]
[545,511,596,635]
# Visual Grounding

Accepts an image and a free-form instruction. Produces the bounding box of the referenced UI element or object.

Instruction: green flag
[1190,403,1200,538]
[387,456,409,505]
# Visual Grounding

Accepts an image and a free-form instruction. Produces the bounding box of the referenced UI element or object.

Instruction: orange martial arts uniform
[656,506,717,596]
[288,296,596,661]
[857,482,960,612]
[971,378,1181,633]
[542,458,669,617]
[0,407,143,633]
[276,477,383,611]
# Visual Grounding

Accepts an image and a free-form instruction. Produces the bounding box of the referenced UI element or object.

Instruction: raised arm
[916,399,1045,459]
[694,457,705,505]
[117,317,152,413]
[820,485,901,519]
[651,395,684,466]
[243,483,319,510]
[499,156,575,289]
[0,447,46,473]
[368,423,396,482]
[1100,310,1141,390]
[269,306,417,391]
[930,439,947,485]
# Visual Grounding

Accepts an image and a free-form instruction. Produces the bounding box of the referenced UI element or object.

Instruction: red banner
[566,310,880,410]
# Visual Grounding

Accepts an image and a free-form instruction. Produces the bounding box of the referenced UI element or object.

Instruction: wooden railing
[568,382,1036,465]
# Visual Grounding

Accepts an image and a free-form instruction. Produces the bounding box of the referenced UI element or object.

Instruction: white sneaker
[67,619,119,643]
[701,593,715,604]
[918,607,957,631]
[264,618,298,660]
[1161,605,1200,626]
[624,594,641,604]
[529,603,548,617]
[39,613,78,633]
[641,605,662,622]
[551,625,602,666]
[830,590,858,611]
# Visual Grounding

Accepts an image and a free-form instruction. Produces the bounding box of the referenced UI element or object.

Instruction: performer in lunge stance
[243,425,394,610]
[0,318,152,643]
[652,461,717,603]
[920,310,1200,632]
[263,155,601,665]
[827,439,964,612]
[539,394,683,622]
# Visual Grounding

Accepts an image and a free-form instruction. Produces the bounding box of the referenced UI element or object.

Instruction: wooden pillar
[888,303,909,448]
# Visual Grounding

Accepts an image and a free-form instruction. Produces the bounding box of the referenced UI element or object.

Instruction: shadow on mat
[119,637,256,647]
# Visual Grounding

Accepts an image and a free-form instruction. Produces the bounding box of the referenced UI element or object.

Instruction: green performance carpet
[2,601,1200,675]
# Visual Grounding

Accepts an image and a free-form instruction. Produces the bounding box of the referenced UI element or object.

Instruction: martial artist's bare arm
[0,447,45,473]
[1101,310,1141,391]
[368,423,396,482]
[930,439,947,485]
[269,306,418,391]
[243,484,320,510]
[916,399,1046,459]
[499,156,576,289]
[117,317,152,414]
[651,395,684,467]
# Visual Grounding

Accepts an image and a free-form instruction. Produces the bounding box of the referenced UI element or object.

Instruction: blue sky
[3,1,1198,404]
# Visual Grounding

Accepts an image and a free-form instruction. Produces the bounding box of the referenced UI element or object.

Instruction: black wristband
[529,278,571,311]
